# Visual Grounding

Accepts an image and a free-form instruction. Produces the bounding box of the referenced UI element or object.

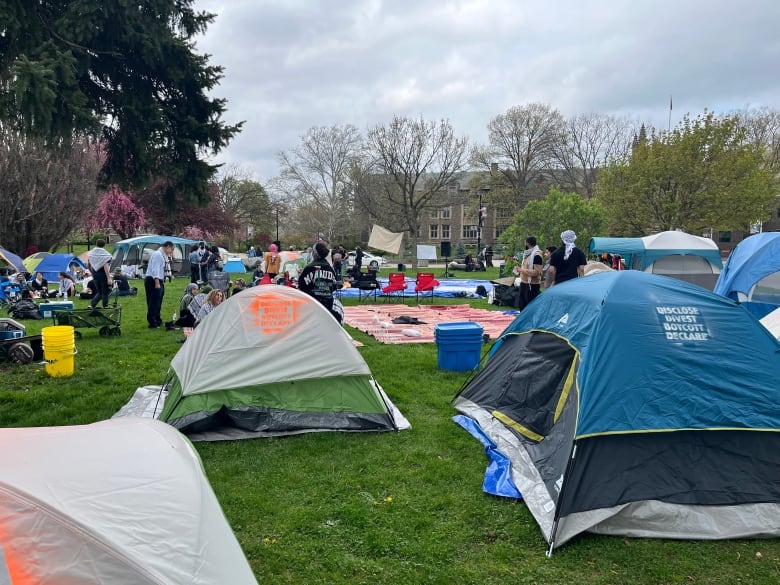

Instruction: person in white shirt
[144,241,174,329]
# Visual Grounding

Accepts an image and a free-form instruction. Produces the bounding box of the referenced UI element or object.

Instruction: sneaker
[165,324,180,331]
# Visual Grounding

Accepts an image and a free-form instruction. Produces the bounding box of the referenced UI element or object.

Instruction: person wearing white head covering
[548,230,587,285]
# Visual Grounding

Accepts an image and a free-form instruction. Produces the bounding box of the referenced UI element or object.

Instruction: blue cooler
[39,301,74,319]
[434,322,483,371]
[0,318,25,340]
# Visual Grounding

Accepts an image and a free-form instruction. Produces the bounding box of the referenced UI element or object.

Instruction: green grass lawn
[1,275,778,584]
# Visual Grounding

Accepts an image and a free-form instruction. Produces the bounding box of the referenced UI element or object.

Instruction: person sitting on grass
[185,285,212,324]
[109,269,136,297]
[29,272,50,298]
[232,278,248,294]
[168,283,199,329]
[195,289,224,326]
[57,272,77,299]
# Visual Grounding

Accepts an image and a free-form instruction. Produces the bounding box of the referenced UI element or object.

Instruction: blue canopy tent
[714,232,780,318]
[35,253,88,282]
[590,231,722,289]
[588,237,644,268]
[110,235,199,277]
[454,270,780,552]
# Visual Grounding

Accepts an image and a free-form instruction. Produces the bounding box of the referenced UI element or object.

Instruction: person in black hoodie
[298,242,341,323]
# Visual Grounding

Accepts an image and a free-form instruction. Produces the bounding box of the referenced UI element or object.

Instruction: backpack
[10,299,42,320]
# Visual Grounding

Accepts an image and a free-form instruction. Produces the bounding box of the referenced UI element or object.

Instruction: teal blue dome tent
[453,270,780,553]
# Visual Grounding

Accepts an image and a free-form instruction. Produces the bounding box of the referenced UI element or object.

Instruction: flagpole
[668,95,673,132]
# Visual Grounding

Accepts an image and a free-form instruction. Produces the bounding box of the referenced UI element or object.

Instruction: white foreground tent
[0,418,257,584]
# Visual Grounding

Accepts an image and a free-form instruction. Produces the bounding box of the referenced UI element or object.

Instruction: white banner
[368,225,404,255]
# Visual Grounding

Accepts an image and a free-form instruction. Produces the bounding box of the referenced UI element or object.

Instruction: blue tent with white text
[453,270,780,552]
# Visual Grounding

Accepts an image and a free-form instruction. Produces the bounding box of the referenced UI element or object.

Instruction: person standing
[543,246,557,289]
[87,239,113,310]
[262,243,281,282]
[548,230,587,286]
[484,244,494,268]
[518,236,543,309]
[164,251,174,282]
[189,244,202,283]
[298,242,341,322]
[352,246,364,279]
[145,241,174,329]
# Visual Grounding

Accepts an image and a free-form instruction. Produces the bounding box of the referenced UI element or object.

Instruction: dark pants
[90,271,111,308]
[519,283,541,310]
[144,277,164,327]
[190,266,200,283]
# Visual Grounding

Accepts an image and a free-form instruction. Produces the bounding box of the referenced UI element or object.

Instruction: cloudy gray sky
[194,0,780,183]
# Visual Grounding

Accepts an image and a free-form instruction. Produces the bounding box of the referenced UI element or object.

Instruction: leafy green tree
[0,0,241,206]
[212,165,271,250]
[500,187,605,255]
[596,112,777,235]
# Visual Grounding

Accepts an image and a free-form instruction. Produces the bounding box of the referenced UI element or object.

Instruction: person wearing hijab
[518,236,543,309]
[548,230,587,286]
[263,243,282,281]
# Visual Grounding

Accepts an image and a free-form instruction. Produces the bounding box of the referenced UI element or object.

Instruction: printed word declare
[655,306,709,342]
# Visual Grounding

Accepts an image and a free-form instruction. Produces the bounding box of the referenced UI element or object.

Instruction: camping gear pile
[453,270,780,553]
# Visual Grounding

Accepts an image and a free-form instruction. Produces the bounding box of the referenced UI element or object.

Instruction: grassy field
[1,274,779,584]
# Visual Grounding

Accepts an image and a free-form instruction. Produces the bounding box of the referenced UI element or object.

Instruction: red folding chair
[381,272,407,303]
[414,272,440,303]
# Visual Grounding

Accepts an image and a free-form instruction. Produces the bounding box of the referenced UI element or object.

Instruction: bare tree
[276,125,362,244]
[364,116,468,264]
[551,113,636,198]
[472,103,564,207]
[212,164,271,249]
[0,125,101,253]
[737,107,780,173]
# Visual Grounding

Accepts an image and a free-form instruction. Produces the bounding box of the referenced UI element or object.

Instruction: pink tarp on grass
[343,304,518,344]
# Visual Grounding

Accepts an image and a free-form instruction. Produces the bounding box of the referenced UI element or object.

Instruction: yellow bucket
[42,325,76,378]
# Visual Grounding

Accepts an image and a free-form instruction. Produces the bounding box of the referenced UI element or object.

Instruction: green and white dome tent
[157,285,410,441]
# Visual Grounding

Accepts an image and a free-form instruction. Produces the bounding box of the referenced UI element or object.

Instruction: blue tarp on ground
[337,277,492,299]
[452,414,522,499]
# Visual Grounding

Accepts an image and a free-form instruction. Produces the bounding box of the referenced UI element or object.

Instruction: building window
[430,209,438,219]
[463,224,479,239]
[441,207,451,219]
[718,231,732,243]
[494,225,507,239]
[442,225,450,239]
[429,224,439,239]
[496,207,513,219]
